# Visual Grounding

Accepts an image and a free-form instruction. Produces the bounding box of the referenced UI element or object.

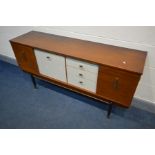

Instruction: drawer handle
[79,81,83,84]
[113,77,119,90]
[79,65,83,68]
[79,73,83,77]
[46,56,51,60]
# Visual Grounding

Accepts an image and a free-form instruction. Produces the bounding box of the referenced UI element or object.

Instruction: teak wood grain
[10,31,147,74]
[11,43,39,74]
[97,66,140,107]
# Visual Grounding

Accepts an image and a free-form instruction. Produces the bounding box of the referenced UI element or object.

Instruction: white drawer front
[67,66,98,82]
[34,49,67,82]
[67,74,97,93]
[66,57,98,74]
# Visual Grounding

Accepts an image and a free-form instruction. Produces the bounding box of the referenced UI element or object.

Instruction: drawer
[67,74,97,93]
[35,49,64,61]
[66,57,98,74]
[67,66,98,82]
[97,66,140,107]
[34,49,67,82]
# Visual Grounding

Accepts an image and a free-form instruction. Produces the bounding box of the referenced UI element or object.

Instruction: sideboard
[10,31,147,118]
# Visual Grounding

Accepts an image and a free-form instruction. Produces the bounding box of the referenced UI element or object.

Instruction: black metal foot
[30,74,37,89]
[107,103,113,118]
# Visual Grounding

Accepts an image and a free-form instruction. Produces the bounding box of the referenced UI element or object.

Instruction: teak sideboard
[10,31,147,118]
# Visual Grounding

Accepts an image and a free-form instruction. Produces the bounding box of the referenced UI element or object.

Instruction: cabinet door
[97,66,140,107]
[11,43,39,74]
[34,49,67,82]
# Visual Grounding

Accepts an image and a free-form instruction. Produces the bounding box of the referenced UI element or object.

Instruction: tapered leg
[107,103,113,118]
[30,74,37,89]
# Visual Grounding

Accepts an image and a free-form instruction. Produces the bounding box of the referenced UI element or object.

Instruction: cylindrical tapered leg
[30,74,37,89]
[107,103,113,118]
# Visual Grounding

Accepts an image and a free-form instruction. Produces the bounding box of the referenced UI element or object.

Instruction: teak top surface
[10,31,147,74]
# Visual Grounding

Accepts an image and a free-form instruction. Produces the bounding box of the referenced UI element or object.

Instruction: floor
[0,60,155,129]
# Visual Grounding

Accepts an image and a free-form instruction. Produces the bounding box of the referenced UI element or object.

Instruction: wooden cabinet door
[11,43,38,74]
[96,66,140,107]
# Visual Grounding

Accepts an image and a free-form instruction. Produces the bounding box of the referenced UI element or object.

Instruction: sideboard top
[10,31,147,74]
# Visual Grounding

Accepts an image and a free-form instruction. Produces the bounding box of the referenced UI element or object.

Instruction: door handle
[21,51,27,62]
[113,77,119,90]
[79,65,83,69]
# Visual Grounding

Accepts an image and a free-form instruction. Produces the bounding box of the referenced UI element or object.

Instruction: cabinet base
[30,74,115,118]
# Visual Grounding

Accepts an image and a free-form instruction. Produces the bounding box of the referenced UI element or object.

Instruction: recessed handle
[46,56,51,60]
[79,73,83,77]
[21,52,27,62]
[79,65,83,68]
[113,77,119,90]
[79,81,83,84]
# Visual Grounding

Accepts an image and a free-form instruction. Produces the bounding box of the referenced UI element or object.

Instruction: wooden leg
[107,103,113,118]
[30,74,37,89]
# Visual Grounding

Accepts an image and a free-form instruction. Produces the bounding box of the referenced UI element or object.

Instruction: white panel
[67,66,98,82]
[67,75,97,93]
[66,57,98,74]
[66,58,98,93]
[34,49,67,82]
